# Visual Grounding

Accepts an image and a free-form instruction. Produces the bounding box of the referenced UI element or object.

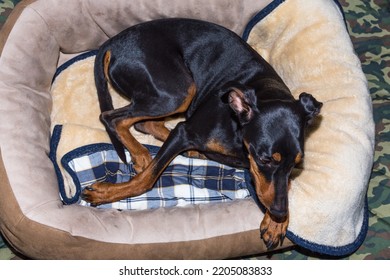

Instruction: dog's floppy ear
[221,84,257,125]
[299,92,323,123]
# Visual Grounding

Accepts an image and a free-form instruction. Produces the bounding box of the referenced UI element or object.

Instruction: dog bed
[0,0,374,259]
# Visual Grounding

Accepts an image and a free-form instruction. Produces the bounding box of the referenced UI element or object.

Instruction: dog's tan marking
[248,154,274,210]
[272,152,282,162]
[243,140,274,207]
[295,153,302,164]
[103,50,111,81]
[185,150,207,159]
[176,83,197,113]
[135,120,170,142]
[206,139,227,154]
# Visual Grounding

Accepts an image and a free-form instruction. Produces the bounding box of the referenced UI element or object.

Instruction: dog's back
[95,19,282,116]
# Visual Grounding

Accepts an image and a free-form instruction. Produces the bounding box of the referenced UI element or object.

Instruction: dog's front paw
[81,182,116,205]
[260,211,289,250]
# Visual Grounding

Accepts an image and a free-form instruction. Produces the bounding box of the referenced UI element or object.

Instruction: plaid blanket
[53,126,251,210]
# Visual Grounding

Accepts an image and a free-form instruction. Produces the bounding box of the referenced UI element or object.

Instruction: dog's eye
[259,157,272,165]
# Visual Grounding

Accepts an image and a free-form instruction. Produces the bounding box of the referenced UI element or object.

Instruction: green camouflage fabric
[0,0,389,259]
[0,0,17,29]
[338,0,390,260]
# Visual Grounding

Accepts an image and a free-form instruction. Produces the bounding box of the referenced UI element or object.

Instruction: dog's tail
[95,49,127,162]
[95,50,115,112]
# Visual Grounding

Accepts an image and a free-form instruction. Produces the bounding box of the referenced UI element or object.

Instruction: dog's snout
[270,200,288,222]
[268,174,289,222]
[270,207,287,219]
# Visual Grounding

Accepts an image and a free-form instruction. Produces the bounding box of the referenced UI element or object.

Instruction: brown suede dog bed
[0,0,374,259]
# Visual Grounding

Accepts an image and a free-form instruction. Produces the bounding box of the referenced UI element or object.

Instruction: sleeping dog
[82,18,322,249]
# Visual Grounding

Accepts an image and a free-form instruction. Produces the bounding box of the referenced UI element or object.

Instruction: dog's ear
[222,85,257,125]
[299,92,323,124]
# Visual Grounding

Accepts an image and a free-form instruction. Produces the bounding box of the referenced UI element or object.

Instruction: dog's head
[226,85,322,221]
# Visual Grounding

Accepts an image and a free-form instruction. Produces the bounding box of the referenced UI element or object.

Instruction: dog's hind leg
[101,84,197,173]
[100,105,153,173]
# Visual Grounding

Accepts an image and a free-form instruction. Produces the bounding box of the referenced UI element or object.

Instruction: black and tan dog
[82,18,322,249]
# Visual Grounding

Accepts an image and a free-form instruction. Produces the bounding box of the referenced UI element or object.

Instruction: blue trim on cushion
[52,50,98,83]
[242,0,285,41]
[242,0,347,41]
[60,143,116,204]
[49,125,79,204]
[333,0,347,26]
[286,197,369,257]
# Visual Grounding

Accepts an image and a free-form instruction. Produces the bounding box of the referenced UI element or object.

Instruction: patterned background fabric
[0,0,389,259]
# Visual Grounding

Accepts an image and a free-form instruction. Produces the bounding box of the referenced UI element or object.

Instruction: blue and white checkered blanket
[50,125,251,210]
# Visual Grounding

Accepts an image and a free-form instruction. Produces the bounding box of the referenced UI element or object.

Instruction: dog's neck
[250,77,293,101]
